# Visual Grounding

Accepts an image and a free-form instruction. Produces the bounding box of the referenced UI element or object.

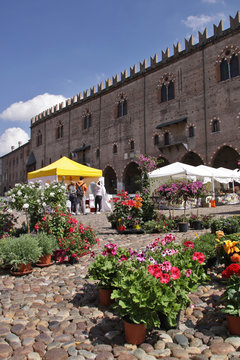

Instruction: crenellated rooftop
[31,11,240,127]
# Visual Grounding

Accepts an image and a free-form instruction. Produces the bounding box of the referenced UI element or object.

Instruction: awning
[27,156,102,180]
[156,117,187,129]
[74,145,91,152]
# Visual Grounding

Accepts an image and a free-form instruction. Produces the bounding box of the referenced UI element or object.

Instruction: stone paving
[1,204,240,359]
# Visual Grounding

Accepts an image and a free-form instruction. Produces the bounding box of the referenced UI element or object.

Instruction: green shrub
[0,234,42,270]
[34,232,57,255]
[191,233,216,261]
[210,216,240,235]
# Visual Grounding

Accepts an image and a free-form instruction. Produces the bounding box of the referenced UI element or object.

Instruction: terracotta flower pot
[10,263,32,276]
[99,288,113,306]
[123,320,146,345]
[36,254,54,267]
[227,314,240,335]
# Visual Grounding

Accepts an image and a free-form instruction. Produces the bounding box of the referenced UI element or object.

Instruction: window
[49,158,51,164]
[212,120,220,133]
[56,124,63,139]
[41,160,44,168]
[117,95,127,117]
[189,126,194,138]
[220,59,229,81]
[154,134,159,145]
[164,132,170,145]
[36,131,42,147]
[217,47,240,82]
[130,140,134,151]
[230,54,239,78]
[168,81,174,100]
[158,74,175,103]
[96,148,100,158]
[84,113,92,129]
[113,144,118,154]
[161,84,167,102]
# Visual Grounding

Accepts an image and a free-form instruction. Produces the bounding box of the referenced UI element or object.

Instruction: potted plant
[215,232,240,267]
[88,243,130,306]
[1,234,42,275]
[111,257,191,344]
[221,263,240,335]
[35,232,57,267]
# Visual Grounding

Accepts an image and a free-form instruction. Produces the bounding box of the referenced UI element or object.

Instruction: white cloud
[0,93,67,122]
[96,73,106,83]
[182,13,226,32]
[202,0,224,4]
[0,128,29,156]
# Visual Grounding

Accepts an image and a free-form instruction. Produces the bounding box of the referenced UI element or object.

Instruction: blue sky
[0,0,239,156]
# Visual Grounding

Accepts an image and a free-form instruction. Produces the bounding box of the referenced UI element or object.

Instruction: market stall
[27,157,103,213]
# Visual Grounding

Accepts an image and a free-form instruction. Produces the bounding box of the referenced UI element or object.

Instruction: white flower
[49,192,55,197]
[42,202,46,207]
[37,199,40,203]
[11,199,15,203]
[7,209,13,214]
[12,194,15,198]
[23,203,29,209]
[17,190,22,196]
[45,183,50,188]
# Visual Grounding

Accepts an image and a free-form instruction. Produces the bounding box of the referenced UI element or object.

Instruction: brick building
[1,12,240,195]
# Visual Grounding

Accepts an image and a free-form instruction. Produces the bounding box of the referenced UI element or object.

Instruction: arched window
[189,126,194,138]
[164,132,170,145]
[230,54,239,78]
[84,113,92,129]
[161,84,167,102]
[168,81,174,100]
[212,120,220,133]
[220,59,229,81]
[158,74,175,103]
[36,131,42,147]
[117,95,127,117]
[217,47,240,82]
[56,123,63,139]
[113,144,118,154]
[130,140,134,151]
[154,134,159,145]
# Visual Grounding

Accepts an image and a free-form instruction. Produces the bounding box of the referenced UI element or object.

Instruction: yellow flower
[194,232,200,240]
[216,230,225,238]
[223,240,240,255]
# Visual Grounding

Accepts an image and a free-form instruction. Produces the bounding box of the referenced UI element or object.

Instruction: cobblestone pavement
[1,204,240,359]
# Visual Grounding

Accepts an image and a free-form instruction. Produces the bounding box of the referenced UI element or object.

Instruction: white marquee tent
[148,162,240,195]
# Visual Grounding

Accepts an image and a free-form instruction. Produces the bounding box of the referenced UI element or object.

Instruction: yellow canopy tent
[27,156,102,183]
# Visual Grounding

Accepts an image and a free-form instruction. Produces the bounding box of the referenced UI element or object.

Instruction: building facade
[1,12,240,195]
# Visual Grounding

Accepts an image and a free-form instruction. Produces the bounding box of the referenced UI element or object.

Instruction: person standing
[76,177,88,215]
[94,180,104,214]
[67,181,77,214]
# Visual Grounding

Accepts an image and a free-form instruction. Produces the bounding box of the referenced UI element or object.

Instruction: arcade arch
[103,166,117,194]
[123,162,141,194]
[181,152,204,166]
[211,146,239,169]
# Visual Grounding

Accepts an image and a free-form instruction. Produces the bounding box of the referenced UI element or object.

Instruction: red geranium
[184,241,194,249]
[192,252,205,264]
[222,263,240,278]
[170,266,181,280]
